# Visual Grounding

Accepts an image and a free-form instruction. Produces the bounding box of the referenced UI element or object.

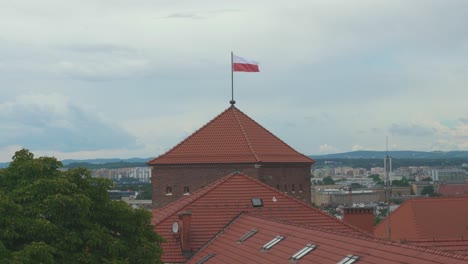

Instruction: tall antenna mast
[384,136,392,240]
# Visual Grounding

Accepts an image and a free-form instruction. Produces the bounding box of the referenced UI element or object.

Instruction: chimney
[178,211,192,256]
[342,207,374,233]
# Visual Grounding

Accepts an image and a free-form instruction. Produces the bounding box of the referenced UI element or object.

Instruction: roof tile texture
[188,214,468,264]
[152,173,359,263]
[148,106,314,165]
[374,197,468,241]
[438,184,468,196]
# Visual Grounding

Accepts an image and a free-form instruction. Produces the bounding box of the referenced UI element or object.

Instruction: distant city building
[93,167,151,183]
[312,188,379,206]
[430,168,466,183]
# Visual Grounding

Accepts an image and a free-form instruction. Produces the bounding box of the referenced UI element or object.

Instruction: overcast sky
[1,0,468,162]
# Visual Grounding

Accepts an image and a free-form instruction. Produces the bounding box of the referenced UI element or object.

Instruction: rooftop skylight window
[337,254,360,264]
[238,229,258,242]
[262,235,284,250]
[196,253,215,264]
[291,244,317,261]
[251,198,263,207]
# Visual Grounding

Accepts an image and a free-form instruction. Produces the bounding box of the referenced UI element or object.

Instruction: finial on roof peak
[229,99,236,105]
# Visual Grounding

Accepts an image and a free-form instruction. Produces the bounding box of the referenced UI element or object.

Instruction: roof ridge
[241,214,468,261]
[147,107,232,165]
[234,172,364,234]
[408,200,422,240]
[373,195,413,232]
[152,172,237,224]
[231,107,261,162]
[233,107,314,163]
[188,212,246,262]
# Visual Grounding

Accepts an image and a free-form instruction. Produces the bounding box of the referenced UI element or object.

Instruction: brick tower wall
[151,163,260,208]
[151,162,312,208]
[257,163,312,203]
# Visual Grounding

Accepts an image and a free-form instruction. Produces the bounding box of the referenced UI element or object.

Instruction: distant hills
[310,150,468,160]
[0,158,152,169]
[2,151,468,169]
[61,157,152,166]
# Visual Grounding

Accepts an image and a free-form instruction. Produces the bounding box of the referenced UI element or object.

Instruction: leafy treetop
[0,149,164,264]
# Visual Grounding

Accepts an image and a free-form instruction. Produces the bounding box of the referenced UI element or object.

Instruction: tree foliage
[322,176,335,185]
[421,185,436,196]
[0,149,163,263]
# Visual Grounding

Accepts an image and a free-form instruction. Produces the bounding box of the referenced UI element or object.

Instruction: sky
[1,0,468,162]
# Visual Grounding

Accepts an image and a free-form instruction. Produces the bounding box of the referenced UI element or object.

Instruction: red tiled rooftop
[407,239,468,256]
[147,106,314,165]
[374,196,468,241]
[438,183,468,197]
[188,214,468,264]
[152,172,361,263]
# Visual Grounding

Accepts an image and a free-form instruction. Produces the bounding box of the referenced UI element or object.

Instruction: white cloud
[0,93,138,152]
[1,1,468,160]
[319,144,339,154]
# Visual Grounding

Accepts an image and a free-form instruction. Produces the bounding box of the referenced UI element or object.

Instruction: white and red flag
[232,54,260,72]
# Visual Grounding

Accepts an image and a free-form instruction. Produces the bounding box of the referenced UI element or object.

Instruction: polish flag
[233,55,260,72]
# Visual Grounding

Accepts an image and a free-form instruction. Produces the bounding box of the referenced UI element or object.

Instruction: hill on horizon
[2,151,468,169]
[310,150,468,159]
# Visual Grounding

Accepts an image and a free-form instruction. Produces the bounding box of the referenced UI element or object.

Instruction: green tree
[368,174,381,182]
[422,177,432,182]
[0,149,164,263]
[391,177,410,187]
[322,176,335,185]
[350,183,364,189]
[421,185,435,196]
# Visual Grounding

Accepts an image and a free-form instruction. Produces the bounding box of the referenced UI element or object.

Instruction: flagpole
[230,51,235,105]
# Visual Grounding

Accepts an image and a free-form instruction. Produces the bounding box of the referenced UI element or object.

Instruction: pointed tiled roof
[148,106,314,165]
[374,196,468,241]
[437,184,468,197]
[188,214,468,264]
[152,172,361,263]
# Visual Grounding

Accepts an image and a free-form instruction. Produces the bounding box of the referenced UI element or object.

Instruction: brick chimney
[178,211,192,256]
[342,207,374,233]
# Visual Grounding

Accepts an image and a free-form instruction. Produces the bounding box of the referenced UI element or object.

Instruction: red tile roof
[152,172,361,263]
[147,106,314,165]
[188,214,468,264]
[374,197,468,241]
[407,239,468,256]
[438,184,468,197]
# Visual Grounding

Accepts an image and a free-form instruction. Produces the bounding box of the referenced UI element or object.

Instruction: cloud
[459,118,468,125]
[352,145,365,151]
[389,123,435,137]
[52,44,151,81]
[0,93,138,152]
[319,144,339,154]
[162,9,240,20]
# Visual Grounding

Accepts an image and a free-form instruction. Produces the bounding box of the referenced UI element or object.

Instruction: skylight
[262,235,284,250]
[291,244,317,261]
[251,198,263,207]
[337,254,360,264]
[238,229,258,242]
[196,253,215,264]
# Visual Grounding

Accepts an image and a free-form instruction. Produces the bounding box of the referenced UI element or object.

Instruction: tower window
[166,186,172,195]
[299,184,303,192]
[291,184,296,192]
[276,184,280,190]
[183,186,190,195]
[284,184,288,192]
